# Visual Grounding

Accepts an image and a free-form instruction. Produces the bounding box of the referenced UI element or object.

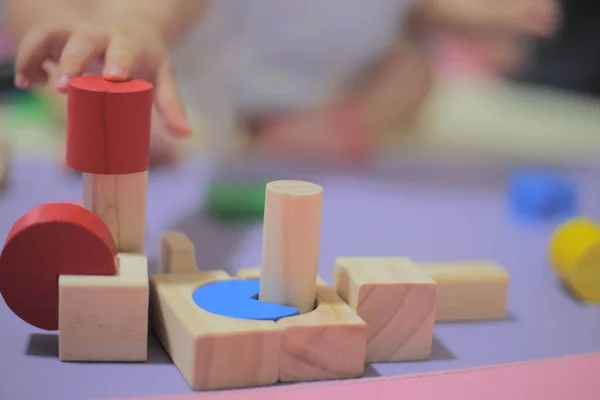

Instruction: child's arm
[11,0,209,136]
[352,40,432,134]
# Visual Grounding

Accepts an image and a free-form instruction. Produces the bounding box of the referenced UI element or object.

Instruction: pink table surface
[110,352,600,400]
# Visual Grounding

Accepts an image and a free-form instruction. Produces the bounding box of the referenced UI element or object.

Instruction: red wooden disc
[66,76,153,174]
[0,203,117,330]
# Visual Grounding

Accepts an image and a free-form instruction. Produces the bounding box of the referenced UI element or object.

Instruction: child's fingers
[55,28,110,92]
[153,62,192,138]
[15,26,70,87]
[102,36,141,81]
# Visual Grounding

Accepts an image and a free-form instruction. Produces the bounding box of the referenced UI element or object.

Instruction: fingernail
[56,75,70,88]
[14,74,29,89]
[105,66,127,80]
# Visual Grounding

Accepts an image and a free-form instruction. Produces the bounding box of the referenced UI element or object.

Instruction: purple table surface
[1,157,600,400]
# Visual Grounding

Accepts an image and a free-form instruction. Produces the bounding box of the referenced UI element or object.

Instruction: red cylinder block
[0,203,117,330]
[66,76,153,175]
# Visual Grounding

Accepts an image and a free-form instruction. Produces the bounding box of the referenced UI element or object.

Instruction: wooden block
[260,180,323,314]
[237,268,367,382]
[151,271,282,390]
[159,231,197,274]
[58,253,149,361]
[334,257,437,363]
[419,261,509,321]
[151,241,281,390]
[237,267,263,279]
[67,76,152,175]
[83,171,147,254]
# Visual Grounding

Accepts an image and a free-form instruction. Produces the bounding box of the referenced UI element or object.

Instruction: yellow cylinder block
[548,218,600,302]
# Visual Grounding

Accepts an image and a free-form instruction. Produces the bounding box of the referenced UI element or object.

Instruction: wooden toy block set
[0,77,514,391]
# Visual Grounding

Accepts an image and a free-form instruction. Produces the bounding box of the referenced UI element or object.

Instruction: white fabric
[174,0,419,146]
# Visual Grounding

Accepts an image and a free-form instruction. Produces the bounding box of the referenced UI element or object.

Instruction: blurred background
[0,0,599,169]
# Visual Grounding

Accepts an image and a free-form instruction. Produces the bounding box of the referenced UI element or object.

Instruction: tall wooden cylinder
[259,180,324,314]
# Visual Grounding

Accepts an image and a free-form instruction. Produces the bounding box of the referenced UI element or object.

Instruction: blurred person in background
[513,0,600,96]
[7,0,559,165]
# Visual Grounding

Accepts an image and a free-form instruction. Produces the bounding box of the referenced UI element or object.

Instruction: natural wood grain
[151,270,282,390]
[334,257,437,362]
[151,235,281,391]
[259,180,324,314]
[159,231,198,274]
[58,253,149,361]
[238,268,366,382]
[83,171,147,253]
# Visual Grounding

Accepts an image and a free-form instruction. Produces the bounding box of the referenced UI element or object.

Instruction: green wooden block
[206,180,266,221]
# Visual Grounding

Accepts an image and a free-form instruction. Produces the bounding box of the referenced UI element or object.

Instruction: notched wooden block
[334,257,437,363]
[237,268,367,382]
[419,261,509,322]
[58,253,149,362]
[151,271,281,390]
[151,251,281,390]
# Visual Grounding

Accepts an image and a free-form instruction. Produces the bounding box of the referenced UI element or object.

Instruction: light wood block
[58,253,149,361]
[237,268,366,382]
[151,237,281,391]
[237,267,263,279]
[83,171,147,253]
[419,261,509,321]
[159,231,197,274]
[260,180,324,314]
[334,257,437,363]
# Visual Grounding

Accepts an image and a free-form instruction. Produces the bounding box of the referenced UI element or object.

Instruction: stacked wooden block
[151,181,510,390]
[0,76,151,362]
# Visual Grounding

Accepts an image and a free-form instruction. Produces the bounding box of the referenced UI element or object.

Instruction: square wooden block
[334,257,437,362]
[150,270,281,390]
[58,253,149,362]
[237,268,367,382]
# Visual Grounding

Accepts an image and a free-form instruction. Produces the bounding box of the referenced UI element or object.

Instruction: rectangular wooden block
[58,253,149,362]
[237,268,367,382]
[419,261,509,322]
[150,270,282,390]
[334,257,437,363]
[83,171,147,253]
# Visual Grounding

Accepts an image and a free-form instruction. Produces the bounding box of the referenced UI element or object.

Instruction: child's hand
[251,106,375,165]
[14,15,191,137]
